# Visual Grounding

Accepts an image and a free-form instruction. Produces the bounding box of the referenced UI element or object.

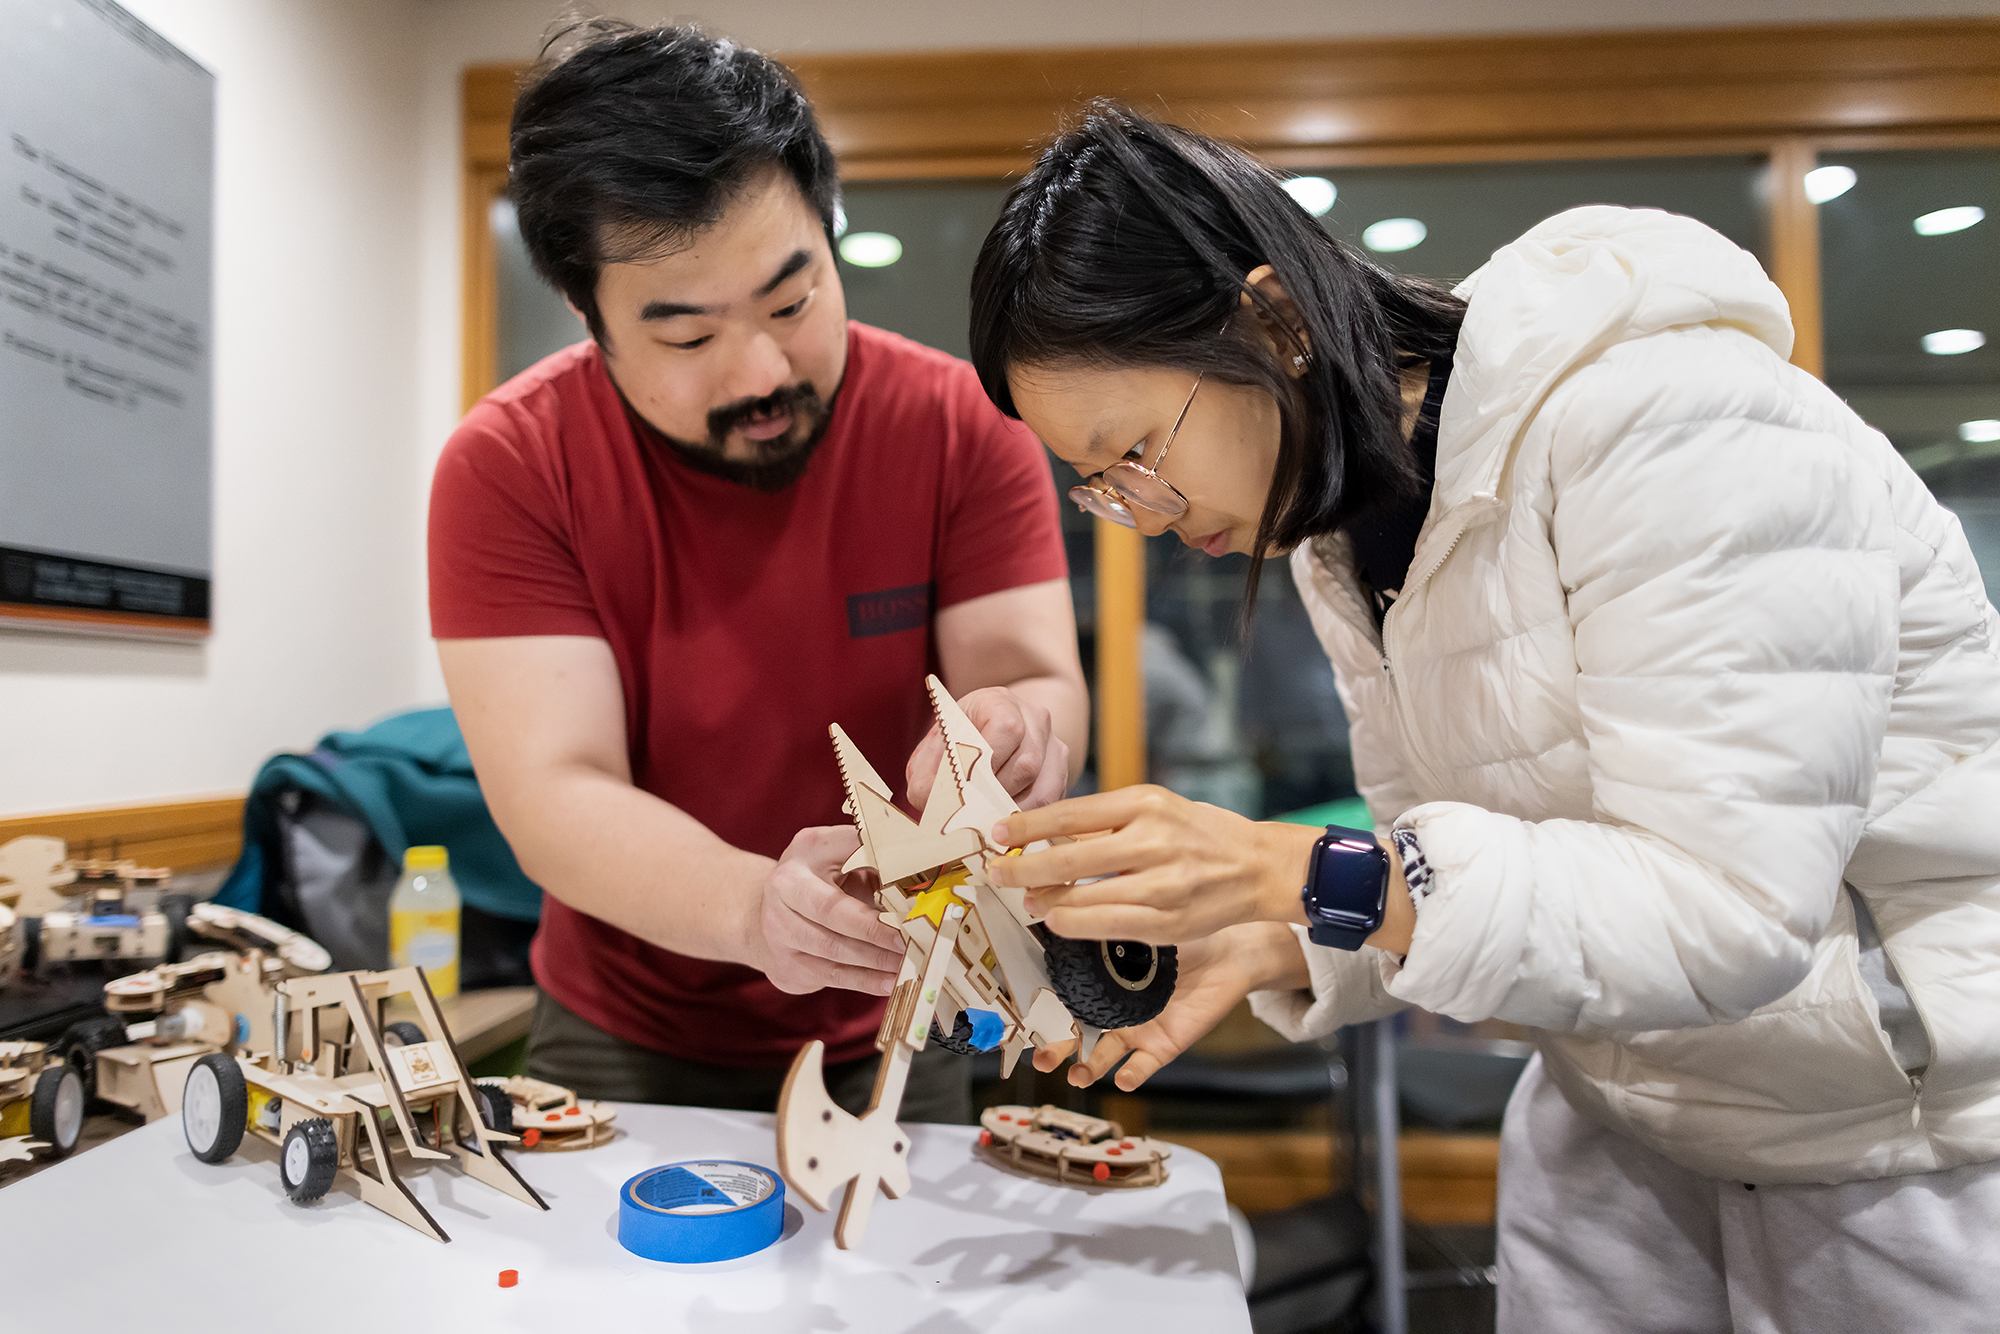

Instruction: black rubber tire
[381,1021,425,1047]
[1036,927,1179,1030]
[158,893,193,963]
[29,1065,85,1158]
[182,1053,248,1164]
[929,1012,979,1055]
[19,916,40,973]
[59,1015,131,1101]
[280,1117,340,1202]
[473,1081,514,1135]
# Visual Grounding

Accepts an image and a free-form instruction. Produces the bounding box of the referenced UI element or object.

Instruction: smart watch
[1300,824,1390,951]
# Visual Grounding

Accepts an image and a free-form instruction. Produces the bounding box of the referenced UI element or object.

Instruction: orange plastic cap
[498,1270,518,1288]
[1092,1163,1110,1181]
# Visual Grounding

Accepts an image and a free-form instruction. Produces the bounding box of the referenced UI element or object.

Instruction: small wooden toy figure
[777,676,1178,1248]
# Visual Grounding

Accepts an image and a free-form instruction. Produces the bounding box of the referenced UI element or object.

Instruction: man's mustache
[707,383,822,446]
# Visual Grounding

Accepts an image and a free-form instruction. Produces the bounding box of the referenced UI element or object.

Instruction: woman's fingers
[1065,1029,1134,1086]
[993,786,1165,847]
[991,834,1155,890]
[1032,1036,1079,1072]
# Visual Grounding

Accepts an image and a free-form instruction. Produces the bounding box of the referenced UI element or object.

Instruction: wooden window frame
[462,19,2000,792]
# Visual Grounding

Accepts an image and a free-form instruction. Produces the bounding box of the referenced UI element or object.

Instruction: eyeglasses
[1068,376,1200,528]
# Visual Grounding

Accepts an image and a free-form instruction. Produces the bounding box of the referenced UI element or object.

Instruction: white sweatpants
[1495,1054,2000,1334]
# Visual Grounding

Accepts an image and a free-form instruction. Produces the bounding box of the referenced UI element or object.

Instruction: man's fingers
[784,825,862,877]
[1019,738,1071,811]
[776,863,902,953]
[991,725,1046,799]
[774,958,900,996]
[904,726,943,806]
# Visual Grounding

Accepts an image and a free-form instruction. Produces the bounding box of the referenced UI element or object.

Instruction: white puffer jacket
[1250,206,2000,1185]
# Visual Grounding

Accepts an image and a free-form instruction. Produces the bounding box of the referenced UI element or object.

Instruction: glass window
[492,196,586,380]
[1818,148,2000,582]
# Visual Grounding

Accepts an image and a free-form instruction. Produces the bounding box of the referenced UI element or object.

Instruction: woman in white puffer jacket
[968,106,2000,1332]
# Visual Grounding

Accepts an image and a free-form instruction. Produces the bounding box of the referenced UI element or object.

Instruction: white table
[0,1101,1250,1332]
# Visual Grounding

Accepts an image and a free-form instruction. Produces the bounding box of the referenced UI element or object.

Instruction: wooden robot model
[978,1103,1172,1189]
[0,1040,85,1163]
[777,676,1178,1248]
[181,965,543,1241]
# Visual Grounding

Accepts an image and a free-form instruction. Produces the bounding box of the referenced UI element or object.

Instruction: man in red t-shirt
[428,24,1085,1122]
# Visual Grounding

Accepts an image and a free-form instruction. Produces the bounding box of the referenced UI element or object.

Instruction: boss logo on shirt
[847,583,932,638]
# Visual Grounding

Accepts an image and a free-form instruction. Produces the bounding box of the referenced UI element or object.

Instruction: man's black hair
[509,20,840,342]
[969,103,1465,612]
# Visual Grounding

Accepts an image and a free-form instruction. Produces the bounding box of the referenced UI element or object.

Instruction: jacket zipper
[1377,510,1485,795]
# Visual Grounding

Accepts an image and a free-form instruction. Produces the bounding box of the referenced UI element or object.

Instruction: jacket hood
[1435,206,1795,511]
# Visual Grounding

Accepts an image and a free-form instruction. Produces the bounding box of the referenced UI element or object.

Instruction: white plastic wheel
[183,1062,221,1154]
[52,1068,83,1148]
[283,1133,309,1188]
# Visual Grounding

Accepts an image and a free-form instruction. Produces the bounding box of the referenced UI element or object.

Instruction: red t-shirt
[428,322,1066,1067]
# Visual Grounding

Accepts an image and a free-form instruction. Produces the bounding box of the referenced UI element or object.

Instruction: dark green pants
[524,988,973,1125]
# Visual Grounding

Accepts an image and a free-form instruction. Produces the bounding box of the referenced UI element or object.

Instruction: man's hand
[905,685,1070,811]
[751,826,907,995]
[1032,921,1310,1090]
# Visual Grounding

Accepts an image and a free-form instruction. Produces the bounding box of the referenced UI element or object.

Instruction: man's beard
[634,382,835,492]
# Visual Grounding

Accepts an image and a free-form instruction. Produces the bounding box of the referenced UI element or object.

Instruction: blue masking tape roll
[617,1160,786,1263]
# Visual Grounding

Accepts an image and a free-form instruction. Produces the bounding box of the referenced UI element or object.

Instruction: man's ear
[1239,264,1311,377]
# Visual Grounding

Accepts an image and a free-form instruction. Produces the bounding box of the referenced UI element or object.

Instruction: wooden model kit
[777,675,1178,1249]
[1,836,190,980]
[477,1075,618,1150]
[82,906,333,1124]
[181,965,543,1241]
[978,1104,1172,1189]
[0,1040,85,1163]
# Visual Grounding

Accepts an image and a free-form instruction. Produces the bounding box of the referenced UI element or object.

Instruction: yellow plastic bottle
[390,845,461,999]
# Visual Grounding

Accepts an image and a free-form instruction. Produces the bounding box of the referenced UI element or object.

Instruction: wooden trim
[461,162,507,414]
[1093,520,1146,790]
[0,795,245,874]
[0,604,208,641]
[1767,138,1825,379]
[786,19,2000,178]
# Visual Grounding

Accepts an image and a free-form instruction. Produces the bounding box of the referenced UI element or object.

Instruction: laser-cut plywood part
[777,675,1178,1249]
[977,1103,1172,1189]
[180,966,545,1242]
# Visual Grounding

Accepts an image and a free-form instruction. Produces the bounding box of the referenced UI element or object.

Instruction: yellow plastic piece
[905,866,971,929]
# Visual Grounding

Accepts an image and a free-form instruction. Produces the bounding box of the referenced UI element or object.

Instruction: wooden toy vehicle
[4,839,190,974]
[0,1040,85,1163]
[777,676,1178,1248]
[180,966,544,1242]
[477,1075,617,1150]
[79,907,333,1124]
[978,1104,1172,1188]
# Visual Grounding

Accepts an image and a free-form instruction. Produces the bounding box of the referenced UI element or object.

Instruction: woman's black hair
[969,103,1465,608]
[508,20,840,343]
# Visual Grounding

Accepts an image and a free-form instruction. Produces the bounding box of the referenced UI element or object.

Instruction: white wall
[9,0,1997,816]
[0,0,427,814]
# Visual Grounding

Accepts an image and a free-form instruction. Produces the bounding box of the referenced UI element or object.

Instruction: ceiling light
[1923,329,1986,356]
[1283,176,1337,217]
[1914,206,1985,237]
[1961,419,2000,443]
[832,205,848,239]
[1803,165,1857,204]
[1362,218,1427,253]
[838,231,902,268]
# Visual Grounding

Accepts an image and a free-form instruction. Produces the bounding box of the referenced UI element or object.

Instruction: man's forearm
[492,762,773,969]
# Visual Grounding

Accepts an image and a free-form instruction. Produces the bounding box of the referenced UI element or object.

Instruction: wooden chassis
[460,19,2000,795]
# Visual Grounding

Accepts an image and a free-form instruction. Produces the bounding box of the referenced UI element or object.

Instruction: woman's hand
[1032,921,1311,1091]
[986,785,1321,944]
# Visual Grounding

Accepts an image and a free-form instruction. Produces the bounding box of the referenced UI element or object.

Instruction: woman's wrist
[1226,919,1312,993]
[1253,820,1322,928]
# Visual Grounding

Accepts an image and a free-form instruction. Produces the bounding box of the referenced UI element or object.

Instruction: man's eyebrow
[635,249,811,321]
[754,249,811,298]
[638,300,706,322]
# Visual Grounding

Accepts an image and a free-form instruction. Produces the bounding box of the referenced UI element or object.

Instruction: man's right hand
[752,826,908,995]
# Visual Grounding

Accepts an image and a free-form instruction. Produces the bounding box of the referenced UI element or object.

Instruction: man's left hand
[905,686,1070,811]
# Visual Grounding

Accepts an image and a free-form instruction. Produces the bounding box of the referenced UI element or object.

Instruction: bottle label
[392,908,460,999]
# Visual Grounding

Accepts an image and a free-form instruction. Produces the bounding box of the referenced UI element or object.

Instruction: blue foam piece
[82,915,141,928]
[965,1007,1006,1051]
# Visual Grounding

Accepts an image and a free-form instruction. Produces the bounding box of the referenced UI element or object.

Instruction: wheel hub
[1102,940,1159,992]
